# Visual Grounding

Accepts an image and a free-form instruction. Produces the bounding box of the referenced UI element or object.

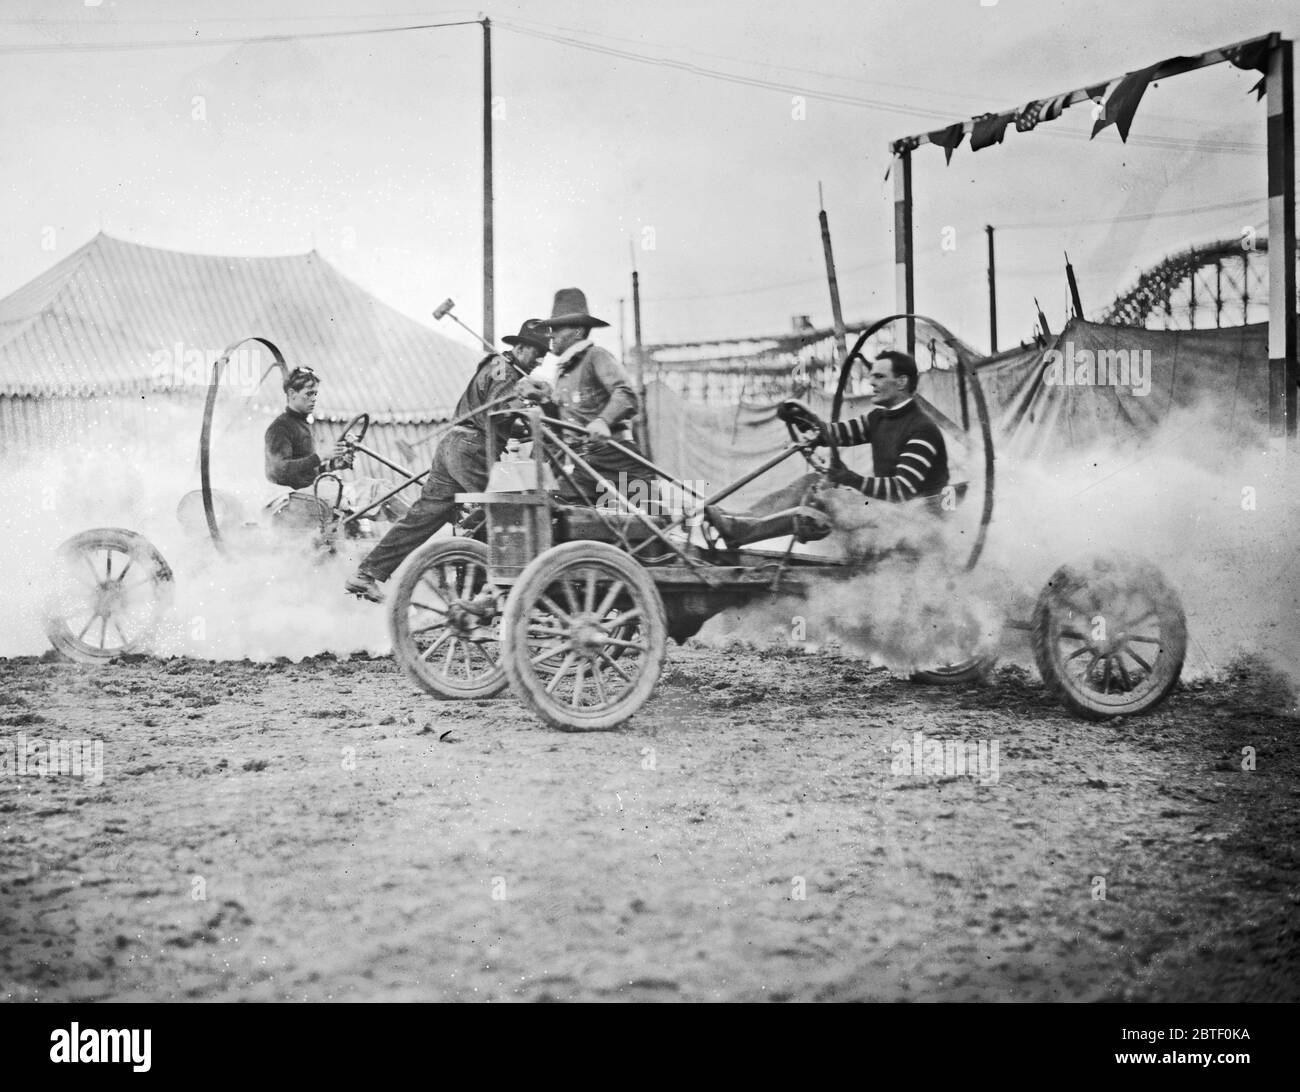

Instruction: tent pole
[986,225,998,353]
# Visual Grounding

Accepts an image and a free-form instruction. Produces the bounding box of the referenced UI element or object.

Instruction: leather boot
[705,505,829,547]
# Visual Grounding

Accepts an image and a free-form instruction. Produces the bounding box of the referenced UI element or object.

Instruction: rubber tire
[45,528,174,663]
[910,655,996,685]
[1032,557,1186,720]
[388,538,508,700]
[501,541,668,731]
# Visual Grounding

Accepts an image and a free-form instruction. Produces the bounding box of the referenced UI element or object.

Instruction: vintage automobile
[387,315,1189,728]
[41,337,440,663]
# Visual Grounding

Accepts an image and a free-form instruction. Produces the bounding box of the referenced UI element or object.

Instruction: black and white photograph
[0,0,1296,1027]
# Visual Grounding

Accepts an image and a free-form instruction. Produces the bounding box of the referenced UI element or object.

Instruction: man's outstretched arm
[828,414,872,448]
[828,436,939,501]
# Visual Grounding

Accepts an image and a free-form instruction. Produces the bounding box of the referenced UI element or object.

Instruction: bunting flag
[1225,40,1271,98]
[1225,39,1270,76]
[970,112,1012,151]
[1015,91,1070,131]
[1091,66,1157,141]
[927,122,965,164]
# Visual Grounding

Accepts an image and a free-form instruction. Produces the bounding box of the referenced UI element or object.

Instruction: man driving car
[264,366,351,488]
[705,350,949,547]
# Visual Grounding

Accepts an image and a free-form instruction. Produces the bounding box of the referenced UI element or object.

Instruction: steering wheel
[337,412,370,447]
[777,399,839,472]
[326,412,369,472]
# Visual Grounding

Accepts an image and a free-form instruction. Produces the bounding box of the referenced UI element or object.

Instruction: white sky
[1,0,1296,352]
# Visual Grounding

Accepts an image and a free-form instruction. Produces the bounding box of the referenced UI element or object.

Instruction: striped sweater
[828,399,948,501]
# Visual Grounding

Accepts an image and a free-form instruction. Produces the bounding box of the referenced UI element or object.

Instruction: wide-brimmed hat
[541,287,609,329]
[501,318,550,353]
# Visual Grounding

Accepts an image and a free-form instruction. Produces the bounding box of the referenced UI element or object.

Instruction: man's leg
[345,440,465,598]
[704,472,829,547]
[560,437,662,512]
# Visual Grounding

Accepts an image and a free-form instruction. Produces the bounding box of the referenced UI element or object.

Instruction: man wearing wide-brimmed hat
[344,319,550,602]
[540,287,657,507]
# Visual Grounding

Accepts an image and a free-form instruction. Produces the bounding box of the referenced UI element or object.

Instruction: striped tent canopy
[0,233,480,422]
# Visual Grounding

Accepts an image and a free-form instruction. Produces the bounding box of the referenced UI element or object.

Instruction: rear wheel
[910,589,997,684]
[501,542,668,730]
[910,656,995,685]
[388,539,507,699]
[1032,557,1186,719]
[44,528,174,662]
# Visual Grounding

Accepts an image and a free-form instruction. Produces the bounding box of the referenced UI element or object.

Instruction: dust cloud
[4,399,394,661]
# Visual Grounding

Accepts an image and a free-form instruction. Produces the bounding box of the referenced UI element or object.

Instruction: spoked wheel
[910,591,998,684]
[44,528,174,662]
[1032,557,1187,720]
[388,538,507,699]
[501,541,668,731]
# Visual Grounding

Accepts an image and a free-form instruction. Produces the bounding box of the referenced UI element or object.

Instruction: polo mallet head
[432,297,495,353]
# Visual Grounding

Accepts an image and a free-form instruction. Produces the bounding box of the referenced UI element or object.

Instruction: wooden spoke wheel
[388,539,507,699]
[1032,557,1186,720]
[44,528,174,662]
[501,542,668,731]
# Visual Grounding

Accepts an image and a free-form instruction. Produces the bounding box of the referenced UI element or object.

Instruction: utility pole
[1065,251,1084,322]
[985,225,998,354]
[631,255,650,458]
[819,183,848,365]
[482,17,494,345]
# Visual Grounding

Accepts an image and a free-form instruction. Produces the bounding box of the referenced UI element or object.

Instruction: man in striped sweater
[705,351,948,547]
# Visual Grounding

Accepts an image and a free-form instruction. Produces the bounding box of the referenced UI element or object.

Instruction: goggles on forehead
[284,366,319,393]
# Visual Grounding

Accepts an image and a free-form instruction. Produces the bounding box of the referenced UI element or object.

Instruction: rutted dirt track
[1,647,1296,1003]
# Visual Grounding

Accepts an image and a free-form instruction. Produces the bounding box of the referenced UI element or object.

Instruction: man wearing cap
[344,320,550,602]
[539,287,656,508]
[265,366,352,488]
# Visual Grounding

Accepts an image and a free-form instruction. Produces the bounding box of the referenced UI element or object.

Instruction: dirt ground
[1,642,1297,1003]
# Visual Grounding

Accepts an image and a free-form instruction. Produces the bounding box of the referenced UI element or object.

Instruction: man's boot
[344,568,384,603]
[705,505,829,547]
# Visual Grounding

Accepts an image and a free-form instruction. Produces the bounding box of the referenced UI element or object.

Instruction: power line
[644,259,893,303]
[0,13,1271,156]
[0,18,481,54]
[494,19,962,122]
[497,20,1268,157]
[998,195,1266,230]
[501,12,1239,134]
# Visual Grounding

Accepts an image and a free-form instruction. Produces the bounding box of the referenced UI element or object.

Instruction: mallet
[432,298,496,354]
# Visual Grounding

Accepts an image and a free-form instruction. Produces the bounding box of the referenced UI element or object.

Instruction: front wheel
[909,589,998,684]
[388,538,507,699]
[44,528,174,662]
[1032,557,1186,720]
[501,542,668,731]
[910,656,996,685]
